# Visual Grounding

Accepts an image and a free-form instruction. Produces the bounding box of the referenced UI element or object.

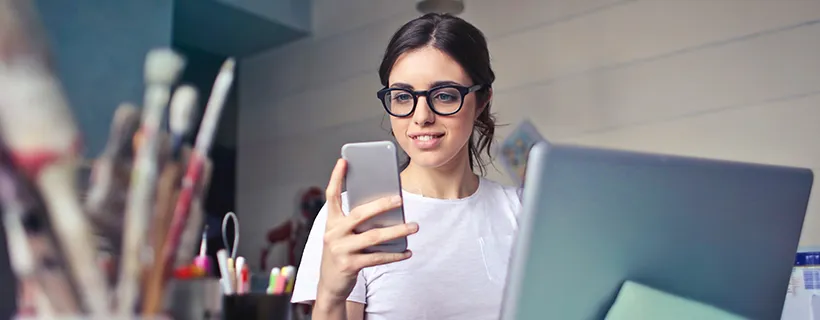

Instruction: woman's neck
[400,147,480,200]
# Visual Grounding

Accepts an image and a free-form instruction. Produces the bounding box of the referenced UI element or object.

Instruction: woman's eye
[393,93,412,102]
[434,93,457,102]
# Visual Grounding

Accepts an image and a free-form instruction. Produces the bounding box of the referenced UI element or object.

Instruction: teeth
[415,135,435,141]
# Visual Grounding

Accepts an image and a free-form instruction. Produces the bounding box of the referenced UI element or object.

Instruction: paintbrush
[85,104,140,265]
[140,85,198,315]
[169,85,198,159]
[166,85,209,272]
[152,84,197,261]
[0,132,89,315]
[0,150,81,316]
[173,159,213,268]
[86,103,140,217]
[156,57,235,297]
[139,157,183,315]
[140,153,214,316]
[116,48,185,316]
[0,0,111,314]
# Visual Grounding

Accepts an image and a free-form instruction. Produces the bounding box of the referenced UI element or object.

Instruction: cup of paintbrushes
[221,294,292,320]
[163,278,223,320]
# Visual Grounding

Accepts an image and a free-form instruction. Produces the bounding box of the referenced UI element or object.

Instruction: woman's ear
[476,88,493,118]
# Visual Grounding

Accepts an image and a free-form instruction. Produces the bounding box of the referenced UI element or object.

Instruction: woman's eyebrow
[389,80,465,90]
[389,82,413,90]
[430,80,462,87]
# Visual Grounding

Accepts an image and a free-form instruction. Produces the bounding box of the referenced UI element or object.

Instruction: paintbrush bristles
[0,0,49,61]
[141,49,184,127]
[144,49,185,86]
[85,103,139,207]
[108,104,140,157]
[169,85,197,136]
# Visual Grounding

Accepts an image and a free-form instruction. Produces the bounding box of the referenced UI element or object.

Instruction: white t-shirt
[291,178,522,320]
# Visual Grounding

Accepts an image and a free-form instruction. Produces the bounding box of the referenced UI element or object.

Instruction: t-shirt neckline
[401,177,486,204]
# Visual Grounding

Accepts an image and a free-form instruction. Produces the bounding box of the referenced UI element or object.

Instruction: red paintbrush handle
[158,153,204,280]
[10,138,82,179]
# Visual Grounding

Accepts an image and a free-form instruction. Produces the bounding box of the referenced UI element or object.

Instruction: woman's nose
[413,97,435,125]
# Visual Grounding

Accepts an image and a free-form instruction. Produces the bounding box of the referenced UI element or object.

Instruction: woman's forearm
[312,292,348,320]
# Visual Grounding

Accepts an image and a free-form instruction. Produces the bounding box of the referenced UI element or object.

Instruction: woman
[292,13,521,320]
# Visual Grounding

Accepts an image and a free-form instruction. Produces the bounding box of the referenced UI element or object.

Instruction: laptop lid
[501,141,813,319]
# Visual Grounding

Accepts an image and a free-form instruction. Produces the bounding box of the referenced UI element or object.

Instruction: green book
[606,281,748,320]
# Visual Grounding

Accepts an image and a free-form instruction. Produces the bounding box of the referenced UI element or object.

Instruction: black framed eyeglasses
[376,84,484,117]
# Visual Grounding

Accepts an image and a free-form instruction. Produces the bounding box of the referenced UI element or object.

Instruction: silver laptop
[501,141,814,320]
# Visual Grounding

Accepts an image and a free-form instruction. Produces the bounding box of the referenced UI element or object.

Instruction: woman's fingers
[330,250,413,275]
[331,223,419,254]
[353,251,413,269]
[341,195,403,231]
[324,158,347,224]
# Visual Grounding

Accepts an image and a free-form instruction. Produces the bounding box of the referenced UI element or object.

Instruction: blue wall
[34,0,309,157]
[36,0,174,157]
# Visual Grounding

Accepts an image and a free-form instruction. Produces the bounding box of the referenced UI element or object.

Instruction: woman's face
[387,46,483,169]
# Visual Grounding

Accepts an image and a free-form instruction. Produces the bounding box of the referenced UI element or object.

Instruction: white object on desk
[782,266,820,320]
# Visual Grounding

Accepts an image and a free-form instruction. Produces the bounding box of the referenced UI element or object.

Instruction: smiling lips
[409,132,445,150]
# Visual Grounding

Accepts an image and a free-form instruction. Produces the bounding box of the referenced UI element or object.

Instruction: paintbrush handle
[163,154,205,260]
[151,152,206,297]
[117,161,161,314]
[36,164,110,313]
[3,207,80,315]
[117,92,175,315]
[174,160,213,268]
[0,163,84,314]
[194,59,234,154]
[0,0,110,314]
[140,161,183,315]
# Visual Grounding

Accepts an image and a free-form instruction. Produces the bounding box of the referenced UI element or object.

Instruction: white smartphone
[341,140,408,253]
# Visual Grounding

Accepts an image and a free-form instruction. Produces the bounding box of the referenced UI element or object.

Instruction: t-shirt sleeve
[502,185,524,227]
[291,196,368,305]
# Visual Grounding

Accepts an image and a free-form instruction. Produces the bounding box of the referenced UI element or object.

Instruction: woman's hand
[316,159,419,303]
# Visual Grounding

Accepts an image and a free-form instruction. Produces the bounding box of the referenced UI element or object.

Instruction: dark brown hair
[378,13,496,175]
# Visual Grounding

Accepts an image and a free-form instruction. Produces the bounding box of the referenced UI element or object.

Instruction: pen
[273,267,288,295]
[193,227,209,274]
[267,267,280,294]
[235,257,246,294]
[216,249,233,295]
[240,263,249,294]
[283,266,296,294]
[227,257,236,294]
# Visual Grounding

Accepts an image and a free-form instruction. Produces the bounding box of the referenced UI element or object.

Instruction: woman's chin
[407,152,460,170]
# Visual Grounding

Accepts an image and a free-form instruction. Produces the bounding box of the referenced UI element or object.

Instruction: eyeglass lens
[382,87,463,116]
